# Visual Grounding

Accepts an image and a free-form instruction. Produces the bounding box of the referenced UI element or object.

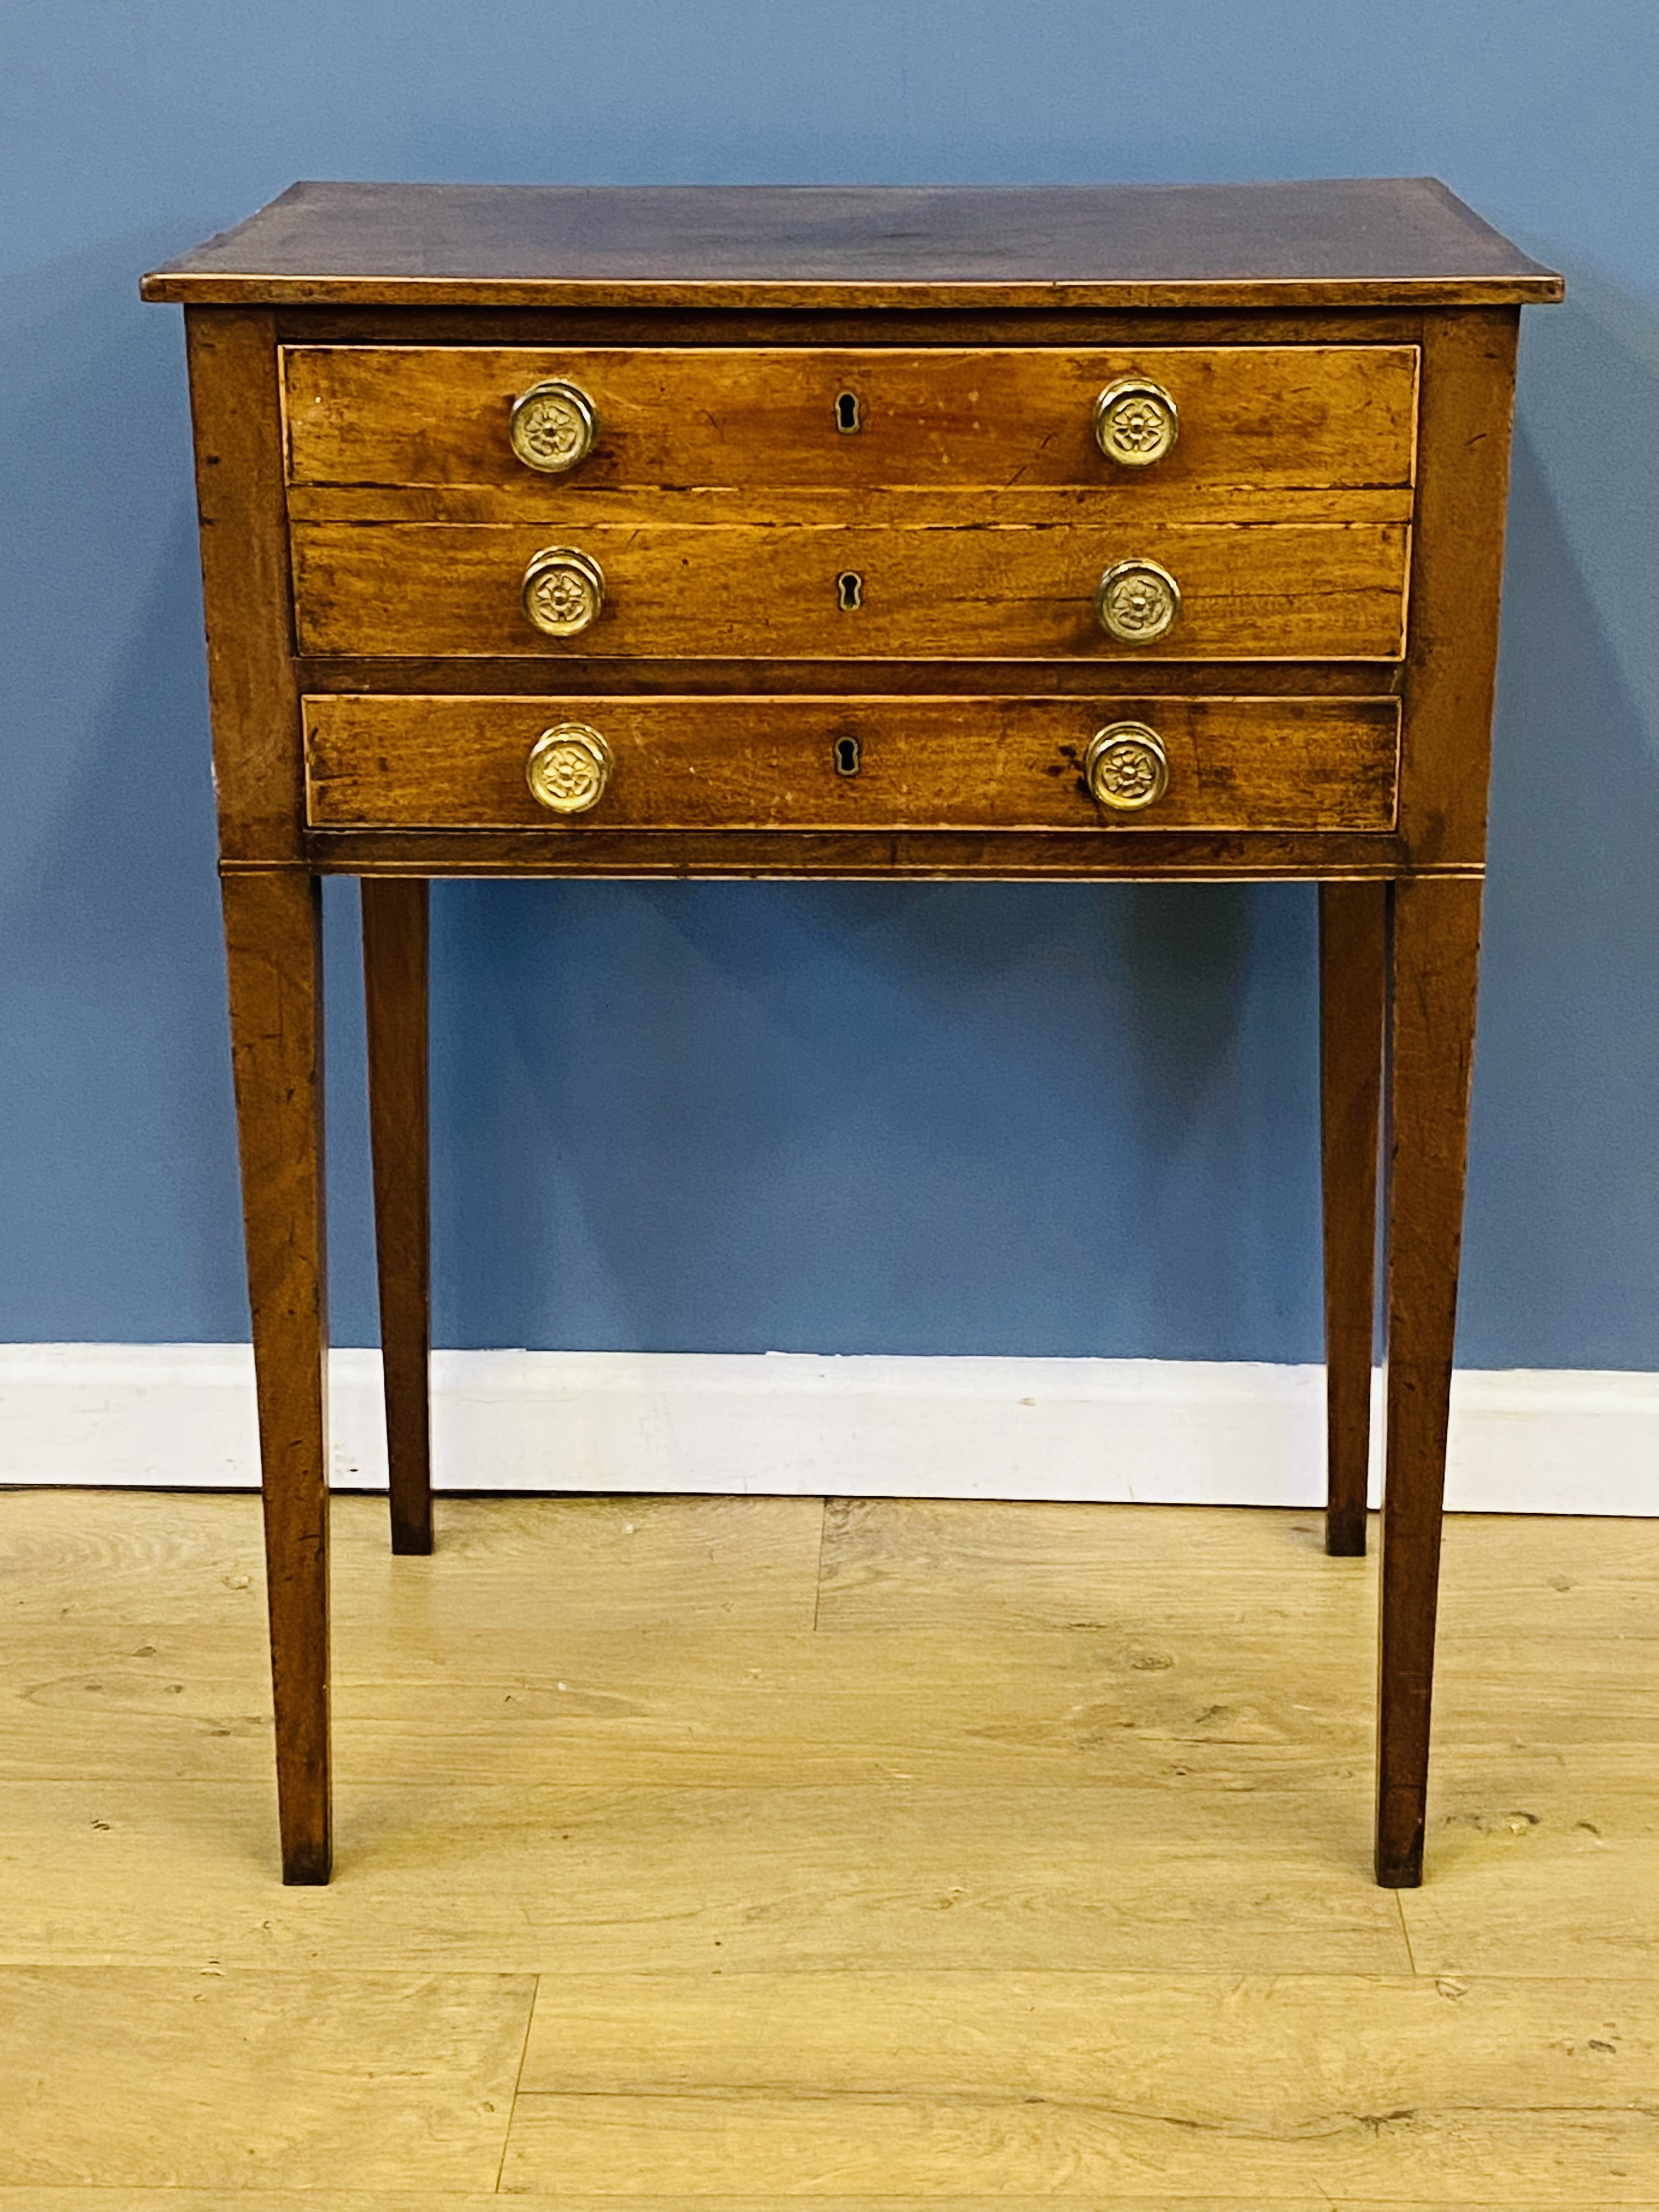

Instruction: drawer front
[284,345,1419,499]
[304,694,1400,833]
[292,521,1408,661]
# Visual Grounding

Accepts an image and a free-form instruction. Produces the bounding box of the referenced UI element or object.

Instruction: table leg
[1374,874,1483,1887]
[1319,882,1387,1558]
[222,870,331,1884]
[361,877,433,1555]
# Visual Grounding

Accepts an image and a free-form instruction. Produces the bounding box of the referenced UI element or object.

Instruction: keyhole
[837,571,863,611]
[836,391,861,433]
[834,736,862,777]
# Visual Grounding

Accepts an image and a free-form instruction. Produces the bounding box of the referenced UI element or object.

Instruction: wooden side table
[142,180,1561,1887]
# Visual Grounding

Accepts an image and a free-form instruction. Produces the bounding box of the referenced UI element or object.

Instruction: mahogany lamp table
[142,179,1562,1887]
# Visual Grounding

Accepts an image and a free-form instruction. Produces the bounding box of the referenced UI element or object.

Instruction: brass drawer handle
[521,545,605,637]
[1086,723,1169,812]
[1096,557,1182,644]
[1093,377,1179,467]
[509,379,598,473]
[527,723,613,814]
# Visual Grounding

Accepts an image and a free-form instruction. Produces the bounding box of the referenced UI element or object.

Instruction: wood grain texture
[0,1624,1382,1792]
[9,1617,1652,1791]
[14,1485,1649,1621]
[0,1777,1409,1975]
[303,693,1401,834]
[1319,881,1389,1555]
[183,308,303,862]
[6,2199,1581,2212]
[301,825,1415,880]
[1375,875,1485,1886]
[1396,309,1521,866]
[501,1970,1659,2198]
[220,872,330,1883]
[516,1970,1658,2103]
[815,1495,1659,1643]
[0,1491,825,1633]
[278,301,1433,348]
[290,516,1410,661]
[1405,1781,1659,1982]
[359,878,432,1557]
[140,179,1564,308]
[283,343,1419,496]
[3,1492,1657,2198]
[297,652,1407,697]
[0,1966,532,2189]
[291,481,1417,529]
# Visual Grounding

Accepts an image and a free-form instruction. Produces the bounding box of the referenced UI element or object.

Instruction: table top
[141,178,1562,312]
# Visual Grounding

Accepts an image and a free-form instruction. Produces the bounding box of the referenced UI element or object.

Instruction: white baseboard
[0,1346,1654,1514]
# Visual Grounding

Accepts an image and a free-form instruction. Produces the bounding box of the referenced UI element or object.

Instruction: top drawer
[283,345,1419,501]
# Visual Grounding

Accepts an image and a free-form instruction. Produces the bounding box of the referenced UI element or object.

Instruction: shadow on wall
[427,869,1324,1361]
[1462,270,1659,1367]
[0,229,249,1340]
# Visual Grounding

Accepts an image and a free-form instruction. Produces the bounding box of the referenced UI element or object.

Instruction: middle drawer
[291,520,1409,661]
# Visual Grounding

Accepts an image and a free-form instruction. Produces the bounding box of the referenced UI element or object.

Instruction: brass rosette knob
[509,379,599,473]
[1093,377,1180,467]
[1085,723,1170,813]
[521,545,605,637]
[526,723,613,815]
[1095,557,1182,645]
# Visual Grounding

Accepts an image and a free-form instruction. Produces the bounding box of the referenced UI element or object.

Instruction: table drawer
[284,345,1418,499]
[303,693,1400,833]
[292,520,1408,661]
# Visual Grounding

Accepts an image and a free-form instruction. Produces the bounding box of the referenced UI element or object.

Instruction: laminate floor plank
[0,1488,1652,2202]
[817,1496,1659,1641]
[0,1489,826,1633]
[0,1965,533,2190]
[505,2085,1659,2202]
[503,1967,1659,2199]
[2,1617,1651,1791]
[1407,1767,1659,1980]
[10,2197,1590,2212]
[0,1622,1375,1787]
[0,1777,1407,1974]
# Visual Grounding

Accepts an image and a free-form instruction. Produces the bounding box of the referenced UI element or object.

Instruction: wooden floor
[2,1490,1658,2204]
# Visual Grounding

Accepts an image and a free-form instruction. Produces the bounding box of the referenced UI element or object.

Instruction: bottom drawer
[303,693,1400,834]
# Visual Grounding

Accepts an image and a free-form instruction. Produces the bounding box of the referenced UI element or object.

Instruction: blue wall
[2,1,1656,1365]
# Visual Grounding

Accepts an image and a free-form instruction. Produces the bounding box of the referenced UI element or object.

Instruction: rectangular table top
[142,177,1562,312]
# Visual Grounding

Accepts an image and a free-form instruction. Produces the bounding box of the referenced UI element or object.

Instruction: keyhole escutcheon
[836,391,861,433]
[837,571,864,612]
[834,736,862,776]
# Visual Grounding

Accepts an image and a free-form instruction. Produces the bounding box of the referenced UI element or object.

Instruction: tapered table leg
[1319,882,1388,1558]
[222,870,331,1884]
[1374,874,1483,1888]
[361,877,433,1556]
